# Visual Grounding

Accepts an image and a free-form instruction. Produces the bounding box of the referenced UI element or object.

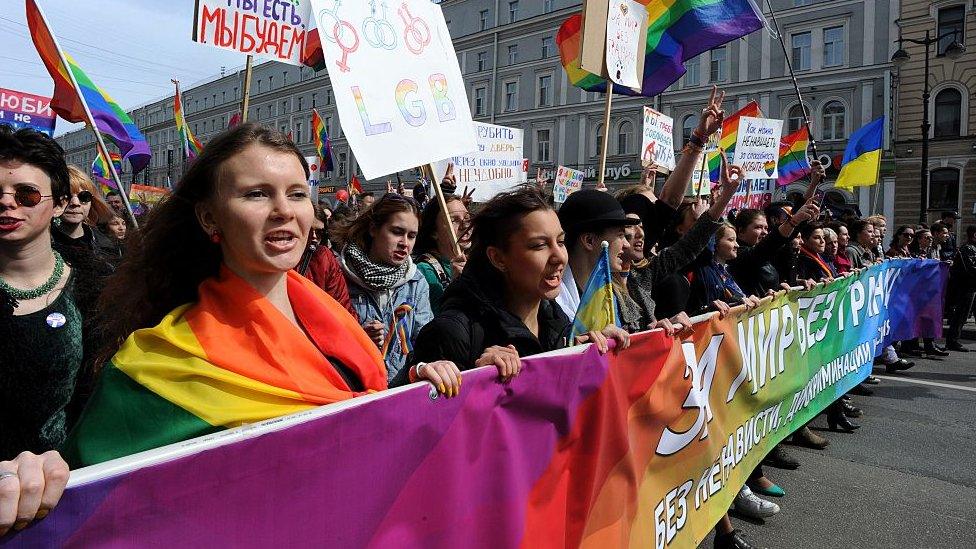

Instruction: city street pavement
[703,330,976,549]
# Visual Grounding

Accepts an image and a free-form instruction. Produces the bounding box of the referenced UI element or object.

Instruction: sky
[0,0,246,135]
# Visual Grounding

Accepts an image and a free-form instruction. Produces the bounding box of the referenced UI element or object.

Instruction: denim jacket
[341,258,434,382]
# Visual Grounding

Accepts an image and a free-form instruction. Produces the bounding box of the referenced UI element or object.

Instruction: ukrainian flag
[570,242,619,341]
[835,117,885,190]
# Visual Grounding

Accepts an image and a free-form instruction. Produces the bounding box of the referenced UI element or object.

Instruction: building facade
[891,0,975,230]
[58,0,900,215]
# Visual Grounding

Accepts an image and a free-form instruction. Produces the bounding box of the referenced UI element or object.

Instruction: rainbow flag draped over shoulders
[707,100,762,182]
[558,0,765,97]
[173,82,203,161]
[26,0,150,173]
[570,242,619,340]
[62,268,387,468]
[777,126,811,186]
[91,150,121,196]
[312,108,333,173]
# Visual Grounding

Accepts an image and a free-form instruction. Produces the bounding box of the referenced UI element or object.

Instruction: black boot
[714,529,764,549]
[828,402,860,432]
[762,445,800,469]
[842,400,863,418]
[947,340,970,352]
[924,341,950,357]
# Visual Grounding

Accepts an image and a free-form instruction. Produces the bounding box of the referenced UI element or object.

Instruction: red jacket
[301,246,358,320]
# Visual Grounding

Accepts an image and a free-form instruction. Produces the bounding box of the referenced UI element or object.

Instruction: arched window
[594,123,604,157]
[821,101,845,140]
[934,88,962,138]
[787,104,810,134]
[929,168,960,210]
[682,114,699,144]
[617,120,634,155]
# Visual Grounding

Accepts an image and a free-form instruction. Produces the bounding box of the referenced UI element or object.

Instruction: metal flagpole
[32,0,139,228]
[597,90,614,189]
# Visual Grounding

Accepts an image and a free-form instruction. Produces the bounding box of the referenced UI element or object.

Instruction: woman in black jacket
[794,222,837,283]
[394,187,628,387]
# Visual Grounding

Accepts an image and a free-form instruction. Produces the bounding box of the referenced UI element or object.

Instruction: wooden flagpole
[424,164,463,258]
[240,55,254,122]
[597,90,614,190]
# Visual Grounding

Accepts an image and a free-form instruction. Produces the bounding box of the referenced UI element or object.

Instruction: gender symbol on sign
[397,2,431,55]
[316,0,343,43]
[333,20,360,72]
[362,0,397,50]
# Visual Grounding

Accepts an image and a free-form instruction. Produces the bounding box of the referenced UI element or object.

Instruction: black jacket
[794,252,833,284]
[52,224,123,267]
[728,229,791,297]
[950,243,976,289]
[393,261,572,386]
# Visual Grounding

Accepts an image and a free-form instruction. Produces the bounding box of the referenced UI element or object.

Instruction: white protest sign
[553,166,585,204]
[606,0,647,90]
[734,116,784,180]
[311,0,476,180]
[430,122,525,203]
[193,0,314,65]
[305,155,321,185]
[640,107,676,171]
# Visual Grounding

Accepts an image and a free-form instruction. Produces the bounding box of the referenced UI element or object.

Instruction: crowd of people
[2,85,973,546]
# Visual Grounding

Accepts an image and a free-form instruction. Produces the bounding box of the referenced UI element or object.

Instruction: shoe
[924,344,950,357]
[900,347,924,358]
[946,340,970,352]
[792,426,830,449]
[734,485,780,519]
[827,408,861,432]
[747,480,786,497]
[842,401,863,418]
[714,529,764,549]
[885,359,915,373]
[863,376,880,385]
[762,445,800,470]
[850,383,874,396]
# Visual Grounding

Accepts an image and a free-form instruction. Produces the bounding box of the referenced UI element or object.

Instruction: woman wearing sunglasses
[886,225,915,259]
[53,166,120,265]
[332,193,435,383]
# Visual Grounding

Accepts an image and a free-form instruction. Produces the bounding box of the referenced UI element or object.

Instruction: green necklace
[0,251,65,300]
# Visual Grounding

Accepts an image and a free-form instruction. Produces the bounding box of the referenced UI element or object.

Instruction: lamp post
[892,30,966,223]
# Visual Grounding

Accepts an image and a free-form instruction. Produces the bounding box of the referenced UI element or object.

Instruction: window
[326,89,333,105]
[821,101,845,140]
[222,91,226,103]
[684,57,700,86]
[682,115,699,143]
[474,86,487,116]
[542,36,553,58]
[480,10,489,31]
[338,152,347,178]
[787,104,810,134]
[295,122,303,144]
[710,47,727,82]
[794,0,813,5]
[823,27,844,67]
[267,105,273,119]
[934,88,962,137]
[545,0,555,12]
[282,99,290,114]
[508,44,518,65]
[283,71,288,85]
[234,86,239,99]
[536,129,551,163]
[477,51,487,71]
[791,32,811,71]
[594,123,604,157]
[537,75,552,107]
[298,96,304,111]
[929,168,960,210]
[312,93,318,108]
[937,6,965,56]
[617,121,634,155]
[504,81,519,111]
[509,1,519,23]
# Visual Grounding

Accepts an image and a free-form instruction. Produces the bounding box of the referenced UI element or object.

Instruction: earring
[210,231,221,244]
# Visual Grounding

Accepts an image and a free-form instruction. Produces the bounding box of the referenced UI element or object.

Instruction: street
[705,331,976,549]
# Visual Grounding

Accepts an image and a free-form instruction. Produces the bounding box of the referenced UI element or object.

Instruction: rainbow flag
[62,268,387,468]
[707,100,763,182]
[173,81,203,161]
[557,0,764,97]
[777,126,811,186]
[26,0,150,173]
[312,109,333,173]
[570,242,619,340]
[91,150,122,196]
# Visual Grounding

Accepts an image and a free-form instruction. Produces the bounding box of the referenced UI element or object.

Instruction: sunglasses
[74,190,94,204]
[1,188,53,208]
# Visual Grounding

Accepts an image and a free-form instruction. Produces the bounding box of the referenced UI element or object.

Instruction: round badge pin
[46,312,67,328]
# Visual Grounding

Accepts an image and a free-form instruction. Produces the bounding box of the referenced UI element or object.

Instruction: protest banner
[724,178,776,214]
[689,170,712,196]
[192,0,314,65]
[733,116,784,179]
[430,122,525,203]
[605,0,647,90]
[7,259,945,548]
[0,87,56,136]
[641,107,676,171]
[553,165,585,203]
[305,155,321,198]
[310,0,475,180]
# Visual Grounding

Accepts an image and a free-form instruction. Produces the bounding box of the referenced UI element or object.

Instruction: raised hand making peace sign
[695,85,726,139]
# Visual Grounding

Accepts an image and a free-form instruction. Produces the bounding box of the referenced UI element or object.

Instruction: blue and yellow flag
[570,242,619,341]
[835,117,885,190]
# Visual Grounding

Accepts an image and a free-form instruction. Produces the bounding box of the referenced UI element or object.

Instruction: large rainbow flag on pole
[173,80,203,161]
[26,0,150,173]
[312,108,333,173]
[91,150,122,196]
[570,242,619,340]
[557,0,765,97]
[777,126,811,186]
[707,100,762,182]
